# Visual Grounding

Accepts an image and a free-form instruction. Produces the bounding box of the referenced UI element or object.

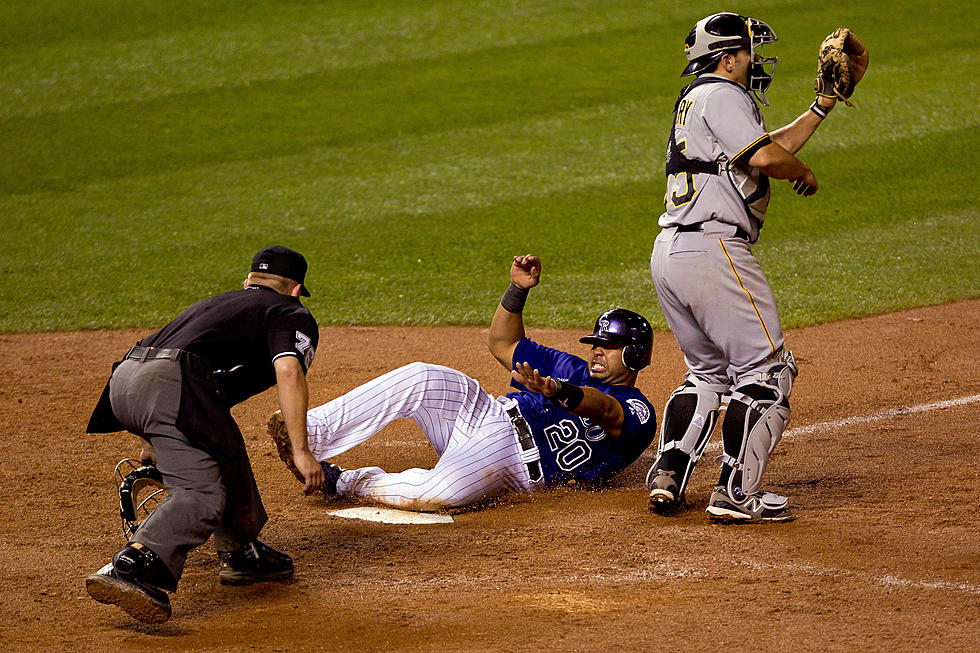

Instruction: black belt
[501,400,544,484]
[124,346,181,362]
[674,222,750,240]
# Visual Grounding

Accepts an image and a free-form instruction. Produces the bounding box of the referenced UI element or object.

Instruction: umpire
[85,245,324,624]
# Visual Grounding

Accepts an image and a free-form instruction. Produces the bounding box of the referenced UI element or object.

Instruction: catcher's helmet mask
[682,12,778,105]
[114,458,166,540]
[580,309,654,372]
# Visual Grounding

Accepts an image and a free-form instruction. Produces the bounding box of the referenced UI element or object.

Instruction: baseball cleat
[321,462,344,500]
[218,540,294,586]
[268,410,305,483]
[86,562,172,624]
[647,469,682,514]
[706,486,794,523]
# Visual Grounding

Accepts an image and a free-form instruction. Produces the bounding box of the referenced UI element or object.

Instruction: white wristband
[810,99,832,120]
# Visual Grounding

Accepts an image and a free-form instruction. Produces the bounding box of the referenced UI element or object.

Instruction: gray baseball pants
[651,223,784,386]
[109,358,262,582]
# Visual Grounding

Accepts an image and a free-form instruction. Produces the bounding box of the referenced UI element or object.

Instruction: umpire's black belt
[124,346,182,362]
[499,398,544,484]
[675,222,750,240]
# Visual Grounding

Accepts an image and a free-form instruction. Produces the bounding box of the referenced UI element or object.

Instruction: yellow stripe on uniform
[718,239,775,354]
[731,133,770,165]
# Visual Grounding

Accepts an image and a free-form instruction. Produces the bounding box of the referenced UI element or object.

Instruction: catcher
[644,14,869,521]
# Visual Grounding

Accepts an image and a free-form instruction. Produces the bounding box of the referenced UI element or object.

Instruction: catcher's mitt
[815,27,869,106]
[268,410,305,482]
[114,458,166,539]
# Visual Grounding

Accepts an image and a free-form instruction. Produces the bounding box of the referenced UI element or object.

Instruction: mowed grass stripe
[0,99,667,229]
[3,22,976,197]
[0,25,667,195]
[768,208,980,327]
[0,0,744,118]
[4,53,972,237]
[2,78,974,244]
[1,0,964,122]
[1,178,667,330]
[3,124,976,332]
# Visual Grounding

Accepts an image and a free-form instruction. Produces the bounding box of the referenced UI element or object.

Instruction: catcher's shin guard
[718,350,797,496]
[646,377,725,502]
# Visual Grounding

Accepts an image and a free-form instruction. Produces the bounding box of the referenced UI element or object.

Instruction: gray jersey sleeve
[701,85,770,165]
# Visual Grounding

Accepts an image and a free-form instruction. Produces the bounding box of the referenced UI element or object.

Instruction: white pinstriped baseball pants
[306,363,537,511]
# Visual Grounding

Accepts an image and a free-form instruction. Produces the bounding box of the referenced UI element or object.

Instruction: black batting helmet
[579,309,653,372]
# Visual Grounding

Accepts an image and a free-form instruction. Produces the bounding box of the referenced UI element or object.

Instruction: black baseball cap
[250,245,311,296]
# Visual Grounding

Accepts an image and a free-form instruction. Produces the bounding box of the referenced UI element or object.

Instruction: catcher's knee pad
[740,348,798,399]
[645,376,725,496]
[720,350,798,495]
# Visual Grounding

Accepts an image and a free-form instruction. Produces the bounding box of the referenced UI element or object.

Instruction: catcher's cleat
[86,544,173,624]
[268,410,304,483]
[706,486,794,523]
[218,540,294,586]
[321,462,344,500]
[647,469,682,515]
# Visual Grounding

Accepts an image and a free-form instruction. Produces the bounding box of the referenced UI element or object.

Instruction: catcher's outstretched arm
[771,28,870,156]
[769,100,833,155]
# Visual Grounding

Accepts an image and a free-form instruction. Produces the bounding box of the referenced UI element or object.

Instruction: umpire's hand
[293,449,325,495]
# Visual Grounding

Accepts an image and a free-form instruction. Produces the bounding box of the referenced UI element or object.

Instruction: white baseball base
[328,507,454,525]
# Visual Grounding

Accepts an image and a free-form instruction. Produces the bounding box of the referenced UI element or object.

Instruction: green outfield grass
[1,0,977,332]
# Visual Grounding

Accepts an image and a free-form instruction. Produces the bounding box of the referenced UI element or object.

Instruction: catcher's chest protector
[666,77,770,224]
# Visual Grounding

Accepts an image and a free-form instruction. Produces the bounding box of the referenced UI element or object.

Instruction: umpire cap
[251,245,311,296]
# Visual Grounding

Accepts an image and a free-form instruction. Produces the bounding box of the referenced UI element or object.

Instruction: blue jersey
[507,338,657,486]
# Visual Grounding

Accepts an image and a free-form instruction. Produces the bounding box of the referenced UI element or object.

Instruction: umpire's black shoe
[321,462,344,500]
[86,543,174,624]
[218,540,294,586]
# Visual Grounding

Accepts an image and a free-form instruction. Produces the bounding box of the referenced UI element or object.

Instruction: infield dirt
[1,300,978,651]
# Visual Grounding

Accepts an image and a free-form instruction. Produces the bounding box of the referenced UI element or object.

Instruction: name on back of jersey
[676,98,694,127]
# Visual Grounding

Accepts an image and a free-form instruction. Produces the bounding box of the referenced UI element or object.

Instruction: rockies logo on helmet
[682,12,779,105]
[579,309,654,372]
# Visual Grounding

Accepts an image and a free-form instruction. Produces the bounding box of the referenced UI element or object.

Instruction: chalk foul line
[692,393,980,454]
[784,393,980,438]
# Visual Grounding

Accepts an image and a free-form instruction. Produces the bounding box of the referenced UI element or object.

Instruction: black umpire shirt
[138,285,318,406]
[87,285,318,436]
